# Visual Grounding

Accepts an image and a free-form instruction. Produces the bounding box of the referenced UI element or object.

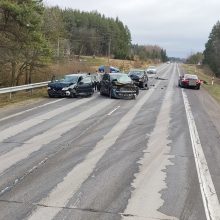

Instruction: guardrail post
[9,92,12,100]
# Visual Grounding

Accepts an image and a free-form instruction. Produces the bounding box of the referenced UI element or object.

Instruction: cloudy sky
[44,0,220,58]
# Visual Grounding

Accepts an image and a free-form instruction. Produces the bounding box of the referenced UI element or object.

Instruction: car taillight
[196,80,200,84]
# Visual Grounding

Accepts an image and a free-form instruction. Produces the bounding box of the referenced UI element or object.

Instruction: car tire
[70,92,76,98]
[141,82,145,89]
[100,88,104,96]
[136,87,139,96]
[196,85,200,90]
[48,94,55,98]
[109,88,113,99]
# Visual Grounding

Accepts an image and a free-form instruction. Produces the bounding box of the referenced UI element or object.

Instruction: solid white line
[0,99,64,122]
[107,106,120,116]
[178,64,220,220]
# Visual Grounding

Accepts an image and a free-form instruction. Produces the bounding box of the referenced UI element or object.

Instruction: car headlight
[47,87,51,90]
[62,87,68,91]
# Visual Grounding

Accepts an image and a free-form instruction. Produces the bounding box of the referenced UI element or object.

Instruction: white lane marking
[107,106,120,116]
[0,157,48,196]
[122,64,178,220]
[178,65,220,220]
[0,99,113,175]
[0,99,64,122]
[0,97,96,143]
[27,66,170,220]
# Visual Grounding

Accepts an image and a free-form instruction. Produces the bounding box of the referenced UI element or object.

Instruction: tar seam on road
[178,64,220,220]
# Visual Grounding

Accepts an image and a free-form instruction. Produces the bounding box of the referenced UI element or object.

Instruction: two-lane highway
[0,63,220,220]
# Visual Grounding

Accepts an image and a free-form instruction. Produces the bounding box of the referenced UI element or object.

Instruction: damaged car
[128,69,149,89]
[100,73,139,99]
[178,74,201,90]
[48,74,94,98]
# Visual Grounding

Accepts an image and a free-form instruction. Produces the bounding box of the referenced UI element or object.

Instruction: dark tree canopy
[0,1,168,87]
[204,21,220,77]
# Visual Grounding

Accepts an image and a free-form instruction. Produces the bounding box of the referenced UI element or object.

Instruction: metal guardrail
[0,81,50,99]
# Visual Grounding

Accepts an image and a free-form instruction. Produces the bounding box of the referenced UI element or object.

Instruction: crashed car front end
[111,82,139,99]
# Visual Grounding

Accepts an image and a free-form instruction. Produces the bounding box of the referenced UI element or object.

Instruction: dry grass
[0,88,47,108]
[183,64,220,103]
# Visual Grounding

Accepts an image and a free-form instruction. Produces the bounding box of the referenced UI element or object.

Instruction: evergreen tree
[204,21,220,77]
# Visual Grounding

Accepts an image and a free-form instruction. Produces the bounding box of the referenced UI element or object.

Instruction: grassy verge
[183,64,220,103]
[0,88,48,108]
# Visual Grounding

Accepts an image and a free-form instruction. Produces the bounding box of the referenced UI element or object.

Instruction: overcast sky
[44,0,220,58]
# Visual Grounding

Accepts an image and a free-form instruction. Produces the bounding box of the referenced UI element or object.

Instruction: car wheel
[141,82,145,89]
[196,85,200,90]
[136,87,139,96]
[100,88,104,96]
[48,94,55,98]
[70,92,76,98]
[132,95,136,100]
[109,88,113,99]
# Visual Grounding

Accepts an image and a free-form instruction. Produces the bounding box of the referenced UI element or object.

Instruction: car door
[100,74,110,94]
[76,76,93,94]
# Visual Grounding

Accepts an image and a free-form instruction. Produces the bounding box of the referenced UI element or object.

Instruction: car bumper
[112,89,137,99]
[48,89,66,97]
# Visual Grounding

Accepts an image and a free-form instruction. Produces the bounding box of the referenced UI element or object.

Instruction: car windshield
[129,71,144,76]
[60,75,79,83]
[110,74,132,83]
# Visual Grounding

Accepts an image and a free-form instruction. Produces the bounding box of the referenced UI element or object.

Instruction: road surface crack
[0,199,173,219]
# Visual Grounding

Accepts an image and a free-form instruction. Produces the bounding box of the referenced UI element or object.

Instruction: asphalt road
[0,63,220,220]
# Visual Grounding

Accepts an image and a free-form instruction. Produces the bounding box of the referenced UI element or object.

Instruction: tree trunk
[28,65,33,84]
[25,66,29,85]
[11,61,16,86]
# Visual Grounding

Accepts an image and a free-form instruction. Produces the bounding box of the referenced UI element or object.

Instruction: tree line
[0,0,168,87]
[203,21,220,77]
[187,21,220,77]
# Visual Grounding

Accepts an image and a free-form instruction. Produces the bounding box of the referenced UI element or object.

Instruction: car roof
[65,73,86,77]
[148,66,156,68]
[129,69,145,71]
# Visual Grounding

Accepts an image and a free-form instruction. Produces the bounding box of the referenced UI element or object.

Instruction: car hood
[48,81,75,89]
[113,82,135,88]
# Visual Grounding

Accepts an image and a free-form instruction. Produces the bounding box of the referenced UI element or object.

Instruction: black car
[100,73,139,99]
[48,74,94,98]
[128,69,149,89]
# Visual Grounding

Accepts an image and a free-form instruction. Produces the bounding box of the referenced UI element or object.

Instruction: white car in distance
[146,66,157,78]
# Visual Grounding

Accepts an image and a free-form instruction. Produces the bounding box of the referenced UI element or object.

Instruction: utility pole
[57,37,60,58]
[108,37,111,65]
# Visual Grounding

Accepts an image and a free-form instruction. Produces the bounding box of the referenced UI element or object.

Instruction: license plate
[189,80,196,86]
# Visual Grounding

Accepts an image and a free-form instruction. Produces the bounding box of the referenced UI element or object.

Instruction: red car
[178,74,201,90]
